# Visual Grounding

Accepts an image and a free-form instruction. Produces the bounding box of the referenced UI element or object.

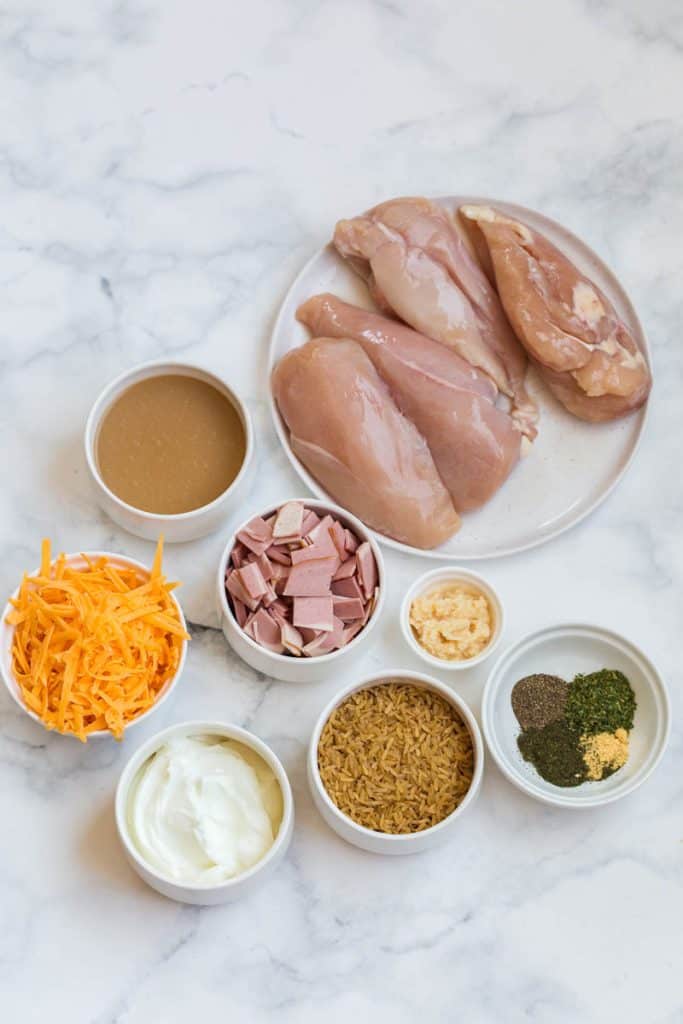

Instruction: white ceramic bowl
[115,720,294,905]
[400,567,504,672]
[308,670,484,854]
[482,623,671,808]
[0,551,188,740]
[85,360,254,543]
[217,498,386,683]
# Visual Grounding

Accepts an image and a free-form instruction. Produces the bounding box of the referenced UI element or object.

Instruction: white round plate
[268,196,650,560]
[481,623,670,808]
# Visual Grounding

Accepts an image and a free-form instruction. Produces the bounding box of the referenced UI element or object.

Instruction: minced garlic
[581,727,629,781]
[409,583,492,661]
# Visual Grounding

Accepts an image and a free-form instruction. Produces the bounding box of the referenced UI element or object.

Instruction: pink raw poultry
[333,196,537,438]
[271,337,459,549]
[297,294,522,512]
[459,205,652,422]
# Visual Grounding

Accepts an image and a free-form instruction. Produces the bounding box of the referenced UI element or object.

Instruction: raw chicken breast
[333,196,538,438]
[271,337,459,548]
[297,295,522,512]
[460,205,652,422]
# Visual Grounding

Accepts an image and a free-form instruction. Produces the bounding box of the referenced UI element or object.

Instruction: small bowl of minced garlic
[400,568,504,672]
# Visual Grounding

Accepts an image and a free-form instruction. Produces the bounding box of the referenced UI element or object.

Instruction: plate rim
[267,196,651,561]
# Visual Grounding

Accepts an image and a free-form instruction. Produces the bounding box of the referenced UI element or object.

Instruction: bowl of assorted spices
[482,624,670,808]
[308,670,484,853]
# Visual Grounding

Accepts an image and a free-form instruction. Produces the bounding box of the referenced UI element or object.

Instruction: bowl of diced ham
[217,499,385,682]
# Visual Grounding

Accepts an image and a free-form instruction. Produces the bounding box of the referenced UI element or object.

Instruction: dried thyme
[518,719,588,787]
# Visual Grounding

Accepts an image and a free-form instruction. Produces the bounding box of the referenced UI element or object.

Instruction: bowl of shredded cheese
[0,538,189,741]
[400,567,504,671]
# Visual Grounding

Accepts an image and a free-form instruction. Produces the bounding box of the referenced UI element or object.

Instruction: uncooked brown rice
[317,681,474,834]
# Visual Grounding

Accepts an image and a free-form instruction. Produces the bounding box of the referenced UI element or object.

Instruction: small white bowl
[85,360,254,543]
[308,670,484,854]
[115,720,294,904]
[0,552,187,740]
[482,623,671,808]
[400,567,504,671]
[217,498,386,684]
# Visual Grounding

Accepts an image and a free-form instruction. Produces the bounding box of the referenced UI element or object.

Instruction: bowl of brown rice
[307,670,484,854]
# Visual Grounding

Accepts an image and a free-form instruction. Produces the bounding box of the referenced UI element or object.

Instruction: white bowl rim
[481,621,672,809]
[308,669,484,843]
[216,497,386,666]
[114,719,294,891]
[0,550,188,740]
[400,566,504,671]
[84,359,254,523]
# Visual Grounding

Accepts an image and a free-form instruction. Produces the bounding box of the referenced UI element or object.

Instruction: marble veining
[0,1,682,1021]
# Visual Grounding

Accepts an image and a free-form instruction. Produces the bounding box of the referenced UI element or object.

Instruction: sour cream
[127,735,282,884]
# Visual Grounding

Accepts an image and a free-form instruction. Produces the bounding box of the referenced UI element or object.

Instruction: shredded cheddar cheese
[6,538,188,741]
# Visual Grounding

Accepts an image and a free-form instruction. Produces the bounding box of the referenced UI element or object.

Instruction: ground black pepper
[511,674,569,731]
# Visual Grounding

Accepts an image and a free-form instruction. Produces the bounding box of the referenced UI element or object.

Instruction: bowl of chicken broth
[85,361,254,542]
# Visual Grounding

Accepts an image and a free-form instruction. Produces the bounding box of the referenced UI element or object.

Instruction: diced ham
[267,545,292,565]
[226,503,379,658]
[290,539,339,569]
[332,595,366,621]
[237,516,273,556]
[331,576,364,601]
[341,620,364,645]
[306,516,339,560]
[272,500,305,541]
[268,597,290,621]
[344,529,359,554]
[302,616,344,656]
[298,626,320,644]
[329,520,347,558]
[227,570,261,612]
[248,608,285,653]
[237,561,269,602]
[292,596,334,632]
[363,587,380,625]
[332,557,357,581]
[301,509,321,535]
[231,542,249,569]
[281,621,304,655]
[256,552,274,581]
[283,556,337,597]
[232,598,248,628]
[356,542,378,600]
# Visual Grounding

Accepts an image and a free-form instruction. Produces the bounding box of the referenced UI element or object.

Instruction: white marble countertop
[1,2,682,1021]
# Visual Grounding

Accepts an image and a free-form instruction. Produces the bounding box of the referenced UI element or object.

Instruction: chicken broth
[97,374,246,514]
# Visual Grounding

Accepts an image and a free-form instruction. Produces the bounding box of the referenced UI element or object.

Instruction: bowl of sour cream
[115,720,294,904]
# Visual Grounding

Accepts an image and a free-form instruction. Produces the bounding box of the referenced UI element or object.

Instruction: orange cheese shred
[6,537,188,742]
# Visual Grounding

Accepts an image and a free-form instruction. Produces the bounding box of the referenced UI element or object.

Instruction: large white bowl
[308,670,484,854]
[217,498,385,684]
[482,623,670,808]
[400,566,504,672]
[85,360,254,543]
[0,552,188,740]
[115,720,294,905]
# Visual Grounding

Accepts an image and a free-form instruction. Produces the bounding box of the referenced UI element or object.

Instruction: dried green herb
[565,669,636,735]
[511,674,569,731]
[518,719,587,787]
